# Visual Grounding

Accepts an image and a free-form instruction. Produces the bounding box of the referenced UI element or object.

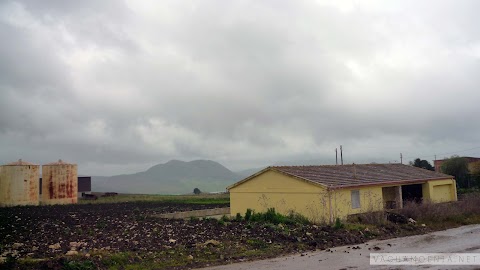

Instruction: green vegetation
[243,208,310,225]
[334,218,344,229]
[409,158,434,171]
[441,156,470,188]
[79,193,230,205]
[63,260,96,270]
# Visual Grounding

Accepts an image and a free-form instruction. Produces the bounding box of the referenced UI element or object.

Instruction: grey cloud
[1,0,480,175]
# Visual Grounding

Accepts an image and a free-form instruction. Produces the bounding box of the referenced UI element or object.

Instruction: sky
[1,0,480,176]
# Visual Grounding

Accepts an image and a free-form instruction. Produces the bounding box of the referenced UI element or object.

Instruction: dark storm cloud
[1,0,480,174]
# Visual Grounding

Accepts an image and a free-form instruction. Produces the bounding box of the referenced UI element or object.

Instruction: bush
[243,208,310,225]
[235,213,243,221]
[63,260,96,270]
[334,218,344,229]
[398,194,480,224]
[245,209,253,221]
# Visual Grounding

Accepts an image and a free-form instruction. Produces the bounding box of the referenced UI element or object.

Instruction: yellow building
[227,164,457,223]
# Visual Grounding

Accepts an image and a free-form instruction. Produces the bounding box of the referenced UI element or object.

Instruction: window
[351,190,360,209]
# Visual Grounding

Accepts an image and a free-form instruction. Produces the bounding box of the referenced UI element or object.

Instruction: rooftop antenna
[353,163,357,179]
[340,145,344,165]
[335,148,338,165]
[400,153,403,164]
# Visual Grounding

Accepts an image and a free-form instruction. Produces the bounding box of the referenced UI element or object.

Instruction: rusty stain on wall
[41,160,78,205]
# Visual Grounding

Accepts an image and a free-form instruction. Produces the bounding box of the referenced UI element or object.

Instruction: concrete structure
[41,160,78,205]
[0,159,40,207]
[228,164,457,223]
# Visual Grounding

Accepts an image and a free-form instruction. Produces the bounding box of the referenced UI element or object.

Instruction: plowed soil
[0,202,427,269]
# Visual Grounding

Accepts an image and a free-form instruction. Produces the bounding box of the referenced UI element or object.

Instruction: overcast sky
[1,0,479,176]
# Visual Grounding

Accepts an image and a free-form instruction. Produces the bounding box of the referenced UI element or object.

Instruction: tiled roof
[271,163,453,189]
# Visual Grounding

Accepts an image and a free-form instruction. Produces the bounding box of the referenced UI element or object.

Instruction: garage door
[432,184,453,203]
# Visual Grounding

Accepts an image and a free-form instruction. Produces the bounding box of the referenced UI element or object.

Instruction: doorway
[401,184,423,204]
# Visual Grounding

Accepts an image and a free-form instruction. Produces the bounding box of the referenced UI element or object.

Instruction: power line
[404,146,480,161]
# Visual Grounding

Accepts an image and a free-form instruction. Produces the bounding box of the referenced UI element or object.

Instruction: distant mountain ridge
[92,160,243,194]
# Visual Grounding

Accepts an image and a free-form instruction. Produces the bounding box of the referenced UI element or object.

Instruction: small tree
[409,158,434,171]
[469,161,480,188]
[441,156,469,188]
[193,188,201,195]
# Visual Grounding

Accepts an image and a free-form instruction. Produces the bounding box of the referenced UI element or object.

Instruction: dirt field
[0,201,433,269]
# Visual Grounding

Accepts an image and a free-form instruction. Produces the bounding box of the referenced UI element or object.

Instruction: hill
[92,160,242,194]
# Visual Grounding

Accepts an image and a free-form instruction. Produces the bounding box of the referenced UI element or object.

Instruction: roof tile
[272,163,452,188]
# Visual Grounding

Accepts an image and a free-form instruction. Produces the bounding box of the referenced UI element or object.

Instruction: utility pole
[340,145,343,165]
[335,148,338,165]
[400,153,403,164]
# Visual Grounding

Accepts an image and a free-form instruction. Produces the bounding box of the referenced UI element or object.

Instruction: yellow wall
[330,186,383,220]
[422,179,457,203]
[229,170,330,223]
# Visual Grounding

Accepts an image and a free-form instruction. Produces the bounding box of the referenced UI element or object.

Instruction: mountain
[92,160,242,194]
[235,167,266,178]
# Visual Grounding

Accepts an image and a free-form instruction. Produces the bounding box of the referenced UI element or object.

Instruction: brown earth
[0,202,430,270]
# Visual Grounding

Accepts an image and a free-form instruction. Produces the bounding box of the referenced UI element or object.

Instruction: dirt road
[204,224,480,270]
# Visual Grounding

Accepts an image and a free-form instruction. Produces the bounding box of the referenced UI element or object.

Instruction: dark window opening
[402,184,423,204]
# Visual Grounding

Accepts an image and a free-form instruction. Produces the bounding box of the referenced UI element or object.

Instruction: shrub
[287,212,311,225]
[235,213,242,221]
[398,193,480,224]
[63,260,96,270]
[244,208,310,225]
[245,209,253,221]
[334,218,344,229]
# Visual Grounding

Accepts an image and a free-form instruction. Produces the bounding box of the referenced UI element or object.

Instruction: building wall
[422,178,457,203]
[330,186,384,220]
[229,170,330,223]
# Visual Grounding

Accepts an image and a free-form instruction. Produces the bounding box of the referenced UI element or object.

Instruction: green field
[80,193,230,205]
